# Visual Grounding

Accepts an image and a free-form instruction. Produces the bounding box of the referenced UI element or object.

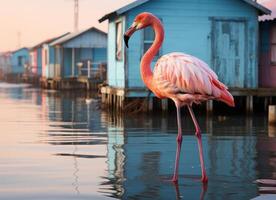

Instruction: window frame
[115,20,123,61]
[271,23,276,66]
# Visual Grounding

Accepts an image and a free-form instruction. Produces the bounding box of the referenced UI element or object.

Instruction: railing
[78,61,107,81]
[23,65,38,77]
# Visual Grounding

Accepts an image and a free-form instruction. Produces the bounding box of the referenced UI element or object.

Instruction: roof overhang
[242,0,271,15]
[50,27,107,46]
[99,0,150,22]
[99,0,271,23]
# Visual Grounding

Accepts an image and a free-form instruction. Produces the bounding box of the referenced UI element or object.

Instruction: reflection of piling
[246,96,253,114]
[268,125,276,137]
[268,105,276,125]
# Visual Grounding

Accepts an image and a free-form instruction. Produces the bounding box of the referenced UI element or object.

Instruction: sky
[0,0,133,51]
[0,0,274,52]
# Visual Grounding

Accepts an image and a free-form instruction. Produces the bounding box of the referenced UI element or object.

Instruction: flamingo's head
[124,12,155,48]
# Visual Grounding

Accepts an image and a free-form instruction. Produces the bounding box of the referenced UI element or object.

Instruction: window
[116,21,123,61]
[18,56,23,66]
[143,19,161,59]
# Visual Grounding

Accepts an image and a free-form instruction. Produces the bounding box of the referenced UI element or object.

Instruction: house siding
[114,0,260,90]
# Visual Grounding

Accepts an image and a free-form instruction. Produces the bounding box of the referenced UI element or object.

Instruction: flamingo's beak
[124,22,138,48]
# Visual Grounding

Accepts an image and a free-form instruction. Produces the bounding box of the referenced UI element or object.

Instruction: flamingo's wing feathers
[153,52,227,98]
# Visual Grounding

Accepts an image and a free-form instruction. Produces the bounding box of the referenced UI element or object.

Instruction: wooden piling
[206,100,213,113]
[246,96,253,113]
[148,97,153,111]
[161,99,168,112]
[268,105,276,124]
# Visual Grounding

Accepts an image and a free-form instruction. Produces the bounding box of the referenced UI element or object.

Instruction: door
[212,19,246,87]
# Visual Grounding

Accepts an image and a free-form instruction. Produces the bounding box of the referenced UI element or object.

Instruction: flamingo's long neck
[140,17,164,90]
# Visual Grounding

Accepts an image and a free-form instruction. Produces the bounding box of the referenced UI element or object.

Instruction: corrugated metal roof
[99,0,271,22]
[50,27,107,46]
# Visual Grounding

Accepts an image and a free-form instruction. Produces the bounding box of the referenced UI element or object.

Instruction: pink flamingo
[124,12,234,183]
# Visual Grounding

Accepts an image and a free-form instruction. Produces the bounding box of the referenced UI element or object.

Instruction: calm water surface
[0,83,275,200]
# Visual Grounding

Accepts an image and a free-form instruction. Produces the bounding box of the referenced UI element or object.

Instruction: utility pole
[67,0,80,32]
[74,0,79,32]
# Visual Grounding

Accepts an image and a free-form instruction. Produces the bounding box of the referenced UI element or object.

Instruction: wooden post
[121,96,125,111]
[72,48,75,77]
[87,60,91,79]
[161,99,168,111]
[102,93,106,104]
[268,105,276,124]
[86,80,90,90]
[148,97,153,111]
[206,114,213,135]
[246,96,253,113]
[264,97,268,111]
[206,100,213,113]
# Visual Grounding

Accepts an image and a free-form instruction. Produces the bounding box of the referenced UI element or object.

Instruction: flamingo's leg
[187,106,208,183]
[172,103,183,183]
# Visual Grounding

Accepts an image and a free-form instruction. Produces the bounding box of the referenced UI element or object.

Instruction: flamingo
[123,12,234,183]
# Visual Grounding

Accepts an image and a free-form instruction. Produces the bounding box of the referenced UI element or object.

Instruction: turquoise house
[10,47,29,75]
[49,27,107,79]
[99,0,270,98]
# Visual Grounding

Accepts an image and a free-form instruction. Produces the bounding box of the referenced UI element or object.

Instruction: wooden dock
[101,86,276,113]
[40,76,103,90]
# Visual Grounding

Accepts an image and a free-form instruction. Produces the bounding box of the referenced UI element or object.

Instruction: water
[0,82,275,200]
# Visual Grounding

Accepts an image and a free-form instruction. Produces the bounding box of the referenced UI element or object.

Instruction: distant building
[10,47,29,76]
[259,17,276,87]
[49,27,107,79]
[99,0,270,101]
[0,51,12,78]
[29,33,69,78]
[29,33,69,77]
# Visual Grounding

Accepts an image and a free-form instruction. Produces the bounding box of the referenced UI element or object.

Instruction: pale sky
[0,0,273,52]
[0,0,133,51]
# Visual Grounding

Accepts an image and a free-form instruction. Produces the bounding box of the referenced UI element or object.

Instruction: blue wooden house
[10,47,29,76]
[29,35,68,77]
[99,0,270,111]
[50,27,107,80]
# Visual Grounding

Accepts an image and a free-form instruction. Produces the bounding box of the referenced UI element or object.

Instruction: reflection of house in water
[102,114,265,199]
[40,92,108,196]
[256,136,276,180]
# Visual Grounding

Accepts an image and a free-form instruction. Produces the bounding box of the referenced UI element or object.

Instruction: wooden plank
[256,179,276,186]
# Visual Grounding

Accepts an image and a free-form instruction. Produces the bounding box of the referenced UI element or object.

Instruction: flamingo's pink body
[124,12,234,183]
[152,52,234,106]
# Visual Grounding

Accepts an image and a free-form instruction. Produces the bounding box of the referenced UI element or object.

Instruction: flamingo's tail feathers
[219,90,235,107]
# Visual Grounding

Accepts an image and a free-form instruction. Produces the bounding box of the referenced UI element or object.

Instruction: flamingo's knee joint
[176,135,182,143]
[195,131,201,139]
